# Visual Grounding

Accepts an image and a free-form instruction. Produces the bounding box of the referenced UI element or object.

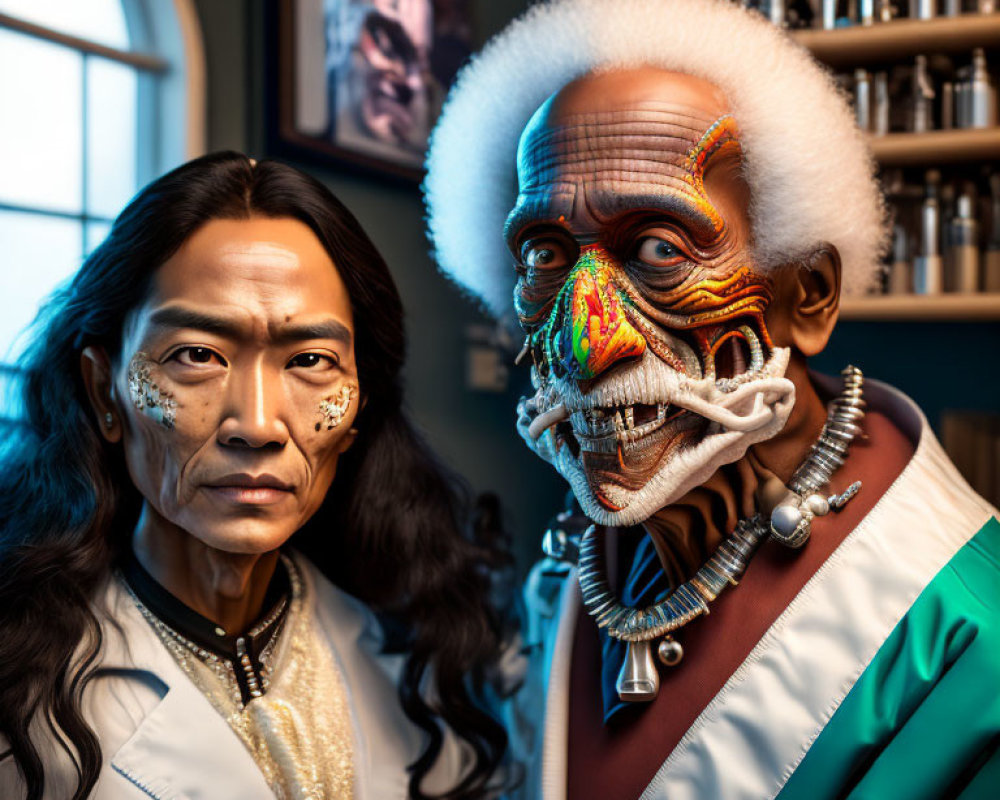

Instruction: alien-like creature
[425,0,1000,797]
[510,98,794,526]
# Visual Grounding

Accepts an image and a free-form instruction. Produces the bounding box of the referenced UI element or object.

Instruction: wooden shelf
[840,292,1000,320]
[867,127,1000,165]
[792,14,1000,68]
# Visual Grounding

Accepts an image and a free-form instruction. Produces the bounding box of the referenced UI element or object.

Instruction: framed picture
[269,0,473,181]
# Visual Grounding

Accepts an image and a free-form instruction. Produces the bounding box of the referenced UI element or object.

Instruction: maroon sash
[565,409,915,800]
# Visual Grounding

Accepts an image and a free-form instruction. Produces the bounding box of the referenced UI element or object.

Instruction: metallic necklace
[578,366,866,702]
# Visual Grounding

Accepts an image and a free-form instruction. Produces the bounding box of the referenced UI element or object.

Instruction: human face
[509,69,795,526]
[113,217,360,554]
[351,5,430,149]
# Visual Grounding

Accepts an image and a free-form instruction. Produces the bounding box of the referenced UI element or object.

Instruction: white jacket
[0,553,471,800]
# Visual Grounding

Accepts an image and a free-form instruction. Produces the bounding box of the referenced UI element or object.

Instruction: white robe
[0,553,472,800]
[518,379,998,799]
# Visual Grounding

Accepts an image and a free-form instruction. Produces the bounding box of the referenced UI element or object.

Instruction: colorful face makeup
[114,218,361,555]
[509,72,795,526]
[127,351,177,429]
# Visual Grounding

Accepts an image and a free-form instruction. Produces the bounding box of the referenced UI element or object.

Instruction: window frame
[0,0,205,424]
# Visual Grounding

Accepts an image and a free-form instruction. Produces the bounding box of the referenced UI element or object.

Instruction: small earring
[104,412,114,429]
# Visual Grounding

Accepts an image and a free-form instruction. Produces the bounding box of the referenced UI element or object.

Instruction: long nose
[543,246,646,380]
[217,358,289,448]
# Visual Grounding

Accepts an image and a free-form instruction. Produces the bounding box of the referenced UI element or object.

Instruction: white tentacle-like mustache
[515,345,795,527]
[671,379,791,433]
[524,380,789,443]
[522,350,792,443]
[527,403,569,439]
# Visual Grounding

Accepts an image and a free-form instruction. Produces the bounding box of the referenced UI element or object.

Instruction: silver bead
[658,637,684,667]
[770,504,803,538]
[805,494,830,516]
[770,504,812,548]
[776,520,811,548]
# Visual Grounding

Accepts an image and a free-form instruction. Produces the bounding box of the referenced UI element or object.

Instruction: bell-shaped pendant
[616,640,660,702]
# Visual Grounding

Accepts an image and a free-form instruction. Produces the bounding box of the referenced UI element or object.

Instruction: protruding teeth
[569,401,682,447]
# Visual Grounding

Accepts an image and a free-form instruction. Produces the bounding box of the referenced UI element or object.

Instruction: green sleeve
[779,518,1000,800]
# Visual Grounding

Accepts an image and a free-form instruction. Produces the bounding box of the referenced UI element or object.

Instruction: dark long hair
[0,152,509,800]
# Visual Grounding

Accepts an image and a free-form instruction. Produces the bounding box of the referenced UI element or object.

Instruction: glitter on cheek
[316,384,357,432]
[127,352,178,429]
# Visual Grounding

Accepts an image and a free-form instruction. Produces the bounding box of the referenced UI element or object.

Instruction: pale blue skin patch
[127,351,177,429]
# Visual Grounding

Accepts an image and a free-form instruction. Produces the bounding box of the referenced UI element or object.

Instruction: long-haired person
[0,152,511,800]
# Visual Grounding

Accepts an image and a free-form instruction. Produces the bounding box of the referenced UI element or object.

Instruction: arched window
[0,0,204,416]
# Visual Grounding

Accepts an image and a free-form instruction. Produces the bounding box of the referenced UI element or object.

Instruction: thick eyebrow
[146,306,353,347]
[147,306,246,338]
[271,319,353,347]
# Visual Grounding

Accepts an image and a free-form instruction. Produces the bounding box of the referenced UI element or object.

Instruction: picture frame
[267,0,473,182]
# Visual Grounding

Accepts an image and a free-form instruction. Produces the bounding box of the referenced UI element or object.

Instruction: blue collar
[599,531,672,723]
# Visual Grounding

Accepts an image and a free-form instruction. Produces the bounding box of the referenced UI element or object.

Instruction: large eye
[287,352,338,371]
[636,236,685,268]
[168,346,227,367]
[520,239,569,270]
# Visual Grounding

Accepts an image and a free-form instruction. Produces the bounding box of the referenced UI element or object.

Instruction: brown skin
[516,68,840,578]
[81,218,361,632]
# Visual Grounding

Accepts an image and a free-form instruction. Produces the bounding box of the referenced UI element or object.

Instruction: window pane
[0,210,82,359]
[0,30,83,213]
[0,0,129,50]
[87,57,137,218]
[85,219,112,255]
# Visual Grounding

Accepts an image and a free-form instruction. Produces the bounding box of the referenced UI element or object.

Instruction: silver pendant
[616,640,660,702]
[769,480,863,549]
[657,636,684,667]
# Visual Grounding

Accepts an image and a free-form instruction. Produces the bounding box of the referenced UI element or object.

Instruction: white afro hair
[424,0,888,317]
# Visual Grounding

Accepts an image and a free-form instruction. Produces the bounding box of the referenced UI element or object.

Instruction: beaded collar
[121,552,293,706]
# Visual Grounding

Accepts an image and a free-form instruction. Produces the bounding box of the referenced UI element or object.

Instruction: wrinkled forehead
[517,97,727,178]
[509,100,741,241]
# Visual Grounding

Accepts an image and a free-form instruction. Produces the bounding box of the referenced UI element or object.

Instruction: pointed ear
[80,346,123,443]
[764,246,841,357]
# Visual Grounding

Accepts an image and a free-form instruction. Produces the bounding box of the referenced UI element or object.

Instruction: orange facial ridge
[683,115,742,234]
[659,266,773,321]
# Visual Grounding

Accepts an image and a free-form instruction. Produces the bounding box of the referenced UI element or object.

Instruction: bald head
[544,67,731,122]
[510,66,748,250]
